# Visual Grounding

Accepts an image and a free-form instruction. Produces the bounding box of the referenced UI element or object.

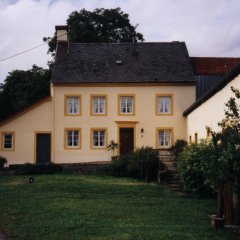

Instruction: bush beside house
[0,156,7,170]
[106,147,164,181]
[176,141,214,196]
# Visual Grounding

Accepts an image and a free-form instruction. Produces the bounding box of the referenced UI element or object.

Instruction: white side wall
[187,75,240,140]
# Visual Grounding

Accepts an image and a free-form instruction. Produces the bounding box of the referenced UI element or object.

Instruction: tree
[204,87,240,221]
[0,65,51,121]
[44,8,144,55]
[1,8,144,121]
[177,87,240,223]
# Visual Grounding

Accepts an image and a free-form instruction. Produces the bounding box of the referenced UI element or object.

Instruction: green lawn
[0,174,238,240]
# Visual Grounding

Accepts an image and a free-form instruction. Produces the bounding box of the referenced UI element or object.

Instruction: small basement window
[2,132,15,151]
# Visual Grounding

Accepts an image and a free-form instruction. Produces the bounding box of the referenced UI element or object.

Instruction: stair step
[170,187,182,189]
[163,166,184,193]
[169,185,183,189]
[163,161,176,165]
[164,165,176,169]
[168,180,183,184]
[161,157,173,161]
[166,168,177,171]
[167,173,179,177]
[169,183,181,187]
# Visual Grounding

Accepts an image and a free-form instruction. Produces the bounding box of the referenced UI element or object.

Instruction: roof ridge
[190,57,240,59]
[69,41,185,46]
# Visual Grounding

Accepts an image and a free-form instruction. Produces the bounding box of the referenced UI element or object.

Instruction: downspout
[51,83,54,163]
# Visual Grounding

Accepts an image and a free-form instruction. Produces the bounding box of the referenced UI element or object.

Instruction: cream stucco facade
[52,84,195,163]
[186,74,240,141]
[0,98,52,165]
[0,83,195,165]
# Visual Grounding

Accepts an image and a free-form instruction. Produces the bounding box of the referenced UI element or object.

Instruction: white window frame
[91,129,107,149]
[65,129,81,149]
[156,95,173,115]
[65,95,81,116]
[157,129,172,148]
[119,95,134,115]
[91,96,107,115]
[2,132,15,151]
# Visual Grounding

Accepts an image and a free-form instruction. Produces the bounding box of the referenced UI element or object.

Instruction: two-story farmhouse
[0,25,239,166]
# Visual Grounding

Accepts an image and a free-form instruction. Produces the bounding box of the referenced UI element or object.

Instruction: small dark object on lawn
[29,177,34,183]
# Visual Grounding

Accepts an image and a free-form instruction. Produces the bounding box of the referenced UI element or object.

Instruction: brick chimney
[55,25,68,42]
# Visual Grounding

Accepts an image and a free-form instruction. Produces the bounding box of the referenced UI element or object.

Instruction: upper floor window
[2,132,15,151]
[91,95,107,115]
[118,95,135,115]
[91,129,107,149]
[64,95,81,116]
[65,129,81,149]
[157,128,172,148]
[156,95,173,115]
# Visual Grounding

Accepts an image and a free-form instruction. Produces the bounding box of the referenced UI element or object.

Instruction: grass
[0,174,238,240]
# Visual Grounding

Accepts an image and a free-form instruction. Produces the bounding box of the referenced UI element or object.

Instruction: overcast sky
[0,0,240,83]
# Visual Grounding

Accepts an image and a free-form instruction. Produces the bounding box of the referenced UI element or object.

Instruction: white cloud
[0,0,240,83]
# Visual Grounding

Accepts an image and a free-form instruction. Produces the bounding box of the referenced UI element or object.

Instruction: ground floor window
[157,128,173,148]
[1,132,15,151]
[65,129,81,149]
[91,129,107,148]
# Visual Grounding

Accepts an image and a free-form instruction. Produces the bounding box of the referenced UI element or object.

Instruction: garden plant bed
[0,174,238,240]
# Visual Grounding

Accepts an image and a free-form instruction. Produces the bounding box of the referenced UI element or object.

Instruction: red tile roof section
[190,57,240,75]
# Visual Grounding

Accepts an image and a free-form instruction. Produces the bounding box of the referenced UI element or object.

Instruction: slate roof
[51,42,195,84]
[190,57,240,75]
[183,62,240,116]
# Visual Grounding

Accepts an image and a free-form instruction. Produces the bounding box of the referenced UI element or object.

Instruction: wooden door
[119,128,134,155]
[36,133,51,164]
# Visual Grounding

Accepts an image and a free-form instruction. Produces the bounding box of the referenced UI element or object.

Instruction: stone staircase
[159,151,183,193]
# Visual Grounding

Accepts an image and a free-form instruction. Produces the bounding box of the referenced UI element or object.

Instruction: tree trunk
[224,183,233,225]
[217,186,224,218]
[233,177,239,225]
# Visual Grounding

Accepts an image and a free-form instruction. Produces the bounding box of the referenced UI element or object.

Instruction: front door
[119,128,134,155]
[36,133,51,164]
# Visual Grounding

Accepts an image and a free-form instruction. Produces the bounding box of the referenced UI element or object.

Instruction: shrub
[0,156,7,170]
[13,162,63,175]
[107,147,162,181]
[176,141,213,195]
[170,139,187,158]
[107,140,119,157]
